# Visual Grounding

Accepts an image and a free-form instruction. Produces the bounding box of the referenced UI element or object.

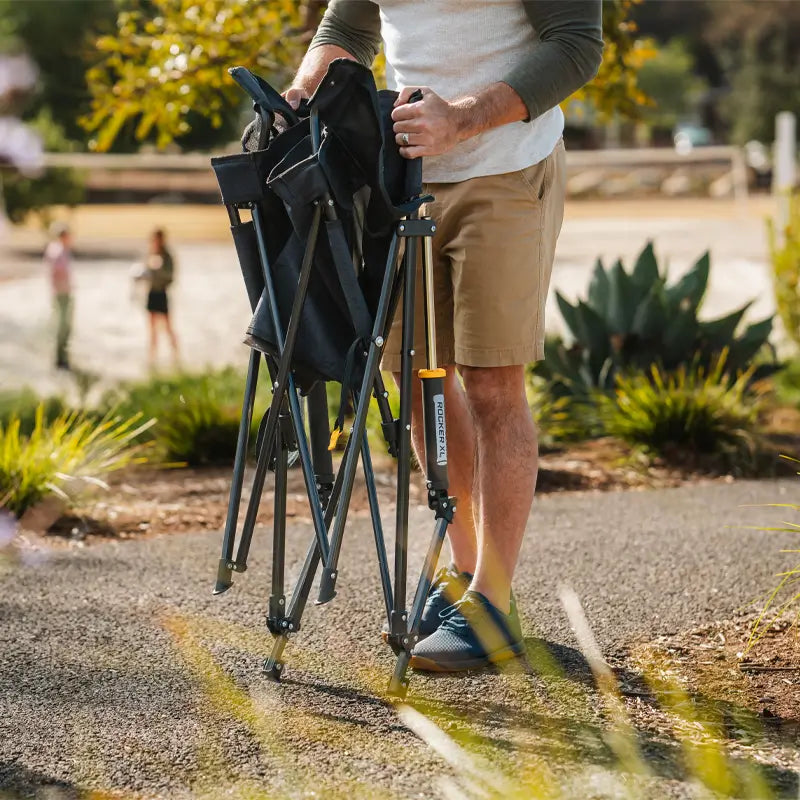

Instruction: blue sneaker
[409,590,525,671]
[419,564,473,637]
[382,564,471,642]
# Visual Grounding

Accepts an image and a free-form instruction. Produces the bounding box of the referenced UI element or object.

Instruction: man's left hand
[392,86,466,159]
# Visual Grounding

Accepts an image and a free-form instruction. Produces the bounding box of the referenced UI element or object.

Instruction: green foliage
[772,358,800,408]
[749,467,800,650]
[708,2,800,145]
[767,194,800,353]
[156,395,245,467]
[0,108,85,225]
[83,0,310,151]
[0,405,153,517]
[635,1,800,145]
[636,38,708,129]
[0,388,68,437]
[566,0,656,123]
[599,355,764,470]
[526,375,590,451]
[537,242,778,398]
[99,367,270,466]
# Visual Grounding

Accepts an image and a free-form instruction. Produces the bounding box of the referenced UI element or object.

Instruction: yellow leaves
[94,106,131,153]
[83,0,307,150]
[563,0,655,122]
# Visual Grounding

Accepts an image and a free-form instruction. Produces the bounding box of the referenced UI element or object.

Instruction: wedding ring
[401,132,409,146]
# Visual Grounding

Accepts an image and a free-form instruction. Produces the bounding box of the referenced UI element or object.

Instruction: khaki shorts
[382,139,566,370]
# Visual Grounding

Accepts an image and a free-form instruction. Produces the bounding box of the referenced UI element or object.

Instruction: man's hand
[391,87,467,159]
[392,82,529,159]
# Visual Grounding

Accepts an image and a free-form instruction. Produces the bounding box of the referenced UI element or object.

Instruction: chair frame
[211,101,454,697]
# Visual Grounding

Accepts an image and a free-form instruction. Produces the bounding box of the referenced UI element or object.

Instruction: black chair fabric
[211,59,422,392]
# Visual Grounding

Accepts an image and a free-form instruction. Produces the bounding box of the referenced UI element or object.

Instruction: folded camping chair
[210,59,454,697]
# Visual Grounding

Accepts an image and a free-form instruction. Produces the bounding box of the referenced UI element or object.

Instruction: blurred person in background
[135,228,179,368]
[44,223,73,370]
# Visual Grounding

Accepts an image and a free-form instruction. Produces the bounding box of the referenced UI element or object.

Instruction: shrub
[767,193,800,353]
[772,358,800,408]
[537,242,778,398]
[99,367,270,465]
[156,395,245,466]
[0,388,67,436]
[598,354,765,471]
[0,405,153,517]
[526,374,591,450]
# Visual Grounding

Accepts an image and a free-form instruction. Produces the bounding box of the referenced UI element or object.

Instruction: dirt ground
[625,617,800,776]
[22,432,794,546]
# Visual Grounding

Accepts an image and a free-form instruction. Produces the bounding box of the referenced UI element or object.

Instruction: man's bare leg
[459,364,537,614]
[393,367,478,573]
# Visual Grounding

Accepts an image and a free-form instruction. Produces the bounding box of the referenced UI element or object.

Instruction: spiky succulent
[537,242,778,397]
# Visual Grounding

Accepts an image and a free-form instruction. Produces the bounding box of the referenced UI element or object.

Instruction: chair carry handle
[229,66,301,127]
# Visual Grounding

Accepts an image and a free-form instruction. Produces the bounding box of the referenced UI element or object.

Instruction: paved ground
[0,197,778,398]
[2,478,800,799]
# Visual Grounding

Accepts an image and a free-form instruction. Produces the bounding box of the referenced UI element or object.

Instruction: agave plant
[537,242,779,397]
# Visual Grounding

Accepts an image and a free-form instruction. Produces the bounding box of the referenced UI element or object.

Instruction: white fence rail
[40,146,750,201]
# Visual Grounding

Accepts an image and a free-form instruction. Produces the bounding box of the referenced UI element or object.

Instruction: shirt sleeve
[504,0,604,122]
[309,0,383,68]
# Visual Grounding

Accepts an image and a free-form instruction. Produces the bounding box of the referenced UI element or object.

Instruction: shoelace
[439,595,485,630]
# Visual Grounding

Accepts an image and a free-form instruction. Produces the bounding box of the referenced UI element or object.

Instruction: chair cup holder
[211,150,273,205]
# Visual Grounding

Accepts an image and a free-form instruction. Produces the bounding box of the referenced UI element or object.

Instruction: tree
[0,40,84,226]
[636,39,708,130]
[84,0,652,152]
[633,0,800,144]
[706,0,800,144]
[0,0,118,145]
[565,0,655,123]
[1,109,85,225]
[84,0,315,151]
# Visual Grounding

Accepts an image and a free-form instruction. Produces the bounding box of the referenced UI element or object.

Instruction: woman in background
[142,228,180,368]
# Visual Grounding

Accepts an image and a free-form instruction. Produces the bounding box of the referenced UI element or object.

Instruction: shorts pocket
[517,159,548,202]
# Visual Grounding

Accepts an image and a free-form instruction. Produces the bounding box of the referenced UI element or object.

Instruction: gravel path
[3,478,800,799]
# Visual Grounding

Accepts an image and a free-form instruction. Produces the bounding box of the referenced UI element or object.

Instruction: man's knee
[459,364,526,421]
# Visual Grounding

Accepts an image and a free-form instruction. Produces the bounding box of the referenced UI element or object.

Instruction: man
[44,223,73,370]
[287,0,603,671]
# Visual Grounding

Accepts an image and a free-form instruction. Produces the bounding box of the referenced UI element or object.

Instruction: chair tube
[214,347,261,594]
[391,224,418,632]
[361,431,394,622]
